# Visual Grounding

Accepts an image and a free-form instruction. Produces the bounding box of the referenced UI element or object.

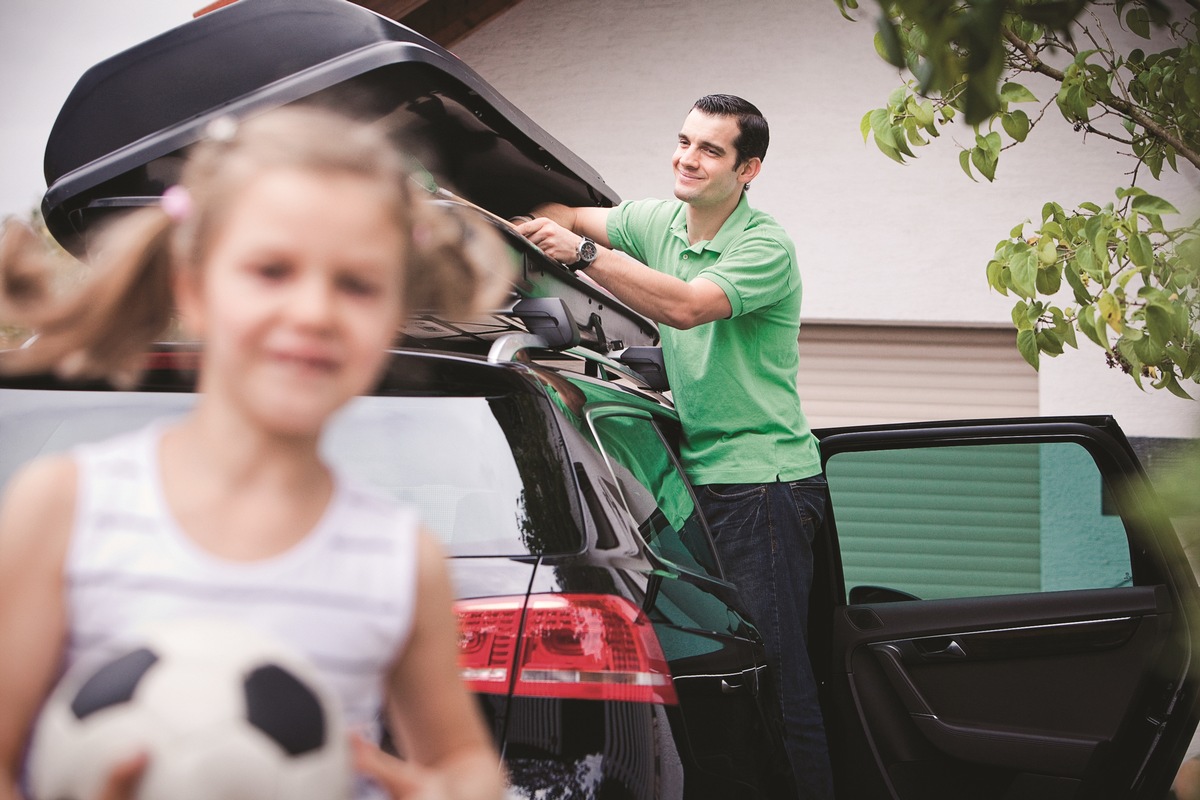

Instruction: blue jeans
[698,476,833,800]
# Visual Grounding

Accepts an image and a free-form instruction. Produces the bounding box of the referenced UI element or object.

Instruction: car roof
[41,0,620,252]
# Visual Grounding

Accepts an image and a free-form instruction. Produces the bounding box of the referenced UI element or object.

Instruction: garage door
[797,323,1039,428]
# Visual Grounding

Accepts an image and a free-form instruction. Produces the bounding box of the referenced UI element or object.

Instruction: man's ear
[737,157,762,188]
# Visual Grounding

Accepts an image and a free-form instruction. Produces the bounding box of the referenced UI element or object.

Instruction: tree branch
[1082,123,1134,147]
[1002,27,1065,81]
[1001,27,1200,171]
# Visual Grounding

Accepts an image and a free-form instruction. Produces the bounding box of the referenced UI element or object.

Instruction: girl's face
[178,167,406,438]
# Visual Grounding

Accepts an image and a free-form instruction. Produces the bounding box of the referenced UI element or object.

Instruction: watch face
[579,238,598,263]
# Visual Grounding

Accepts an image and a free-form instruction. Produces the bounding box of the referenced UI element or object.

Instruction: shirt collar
[669,192,753,254]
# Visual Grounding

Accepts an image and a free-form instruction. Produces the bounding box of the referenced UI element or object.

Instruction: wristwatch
[568,236,598,272]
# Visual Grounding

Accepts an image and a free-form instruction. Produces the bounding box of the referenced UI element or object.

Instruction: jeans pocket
[787,476,828,534]
[702,483,767,501]
[699,484,767,545]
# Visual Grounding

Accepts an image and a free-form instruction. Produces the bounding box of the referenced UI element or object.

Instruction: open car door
[815,416,1199,799]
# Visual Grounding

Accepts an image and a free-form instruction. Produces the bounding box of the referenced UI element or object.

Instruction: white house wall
[454,0,1199,438]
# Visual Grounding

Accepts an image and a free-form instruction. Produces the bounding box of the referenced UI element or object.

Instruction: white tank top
[64,424,420,735]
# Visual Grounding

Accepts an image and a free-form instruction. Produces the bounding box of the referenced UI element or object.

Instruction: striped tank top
[64,424,419,736]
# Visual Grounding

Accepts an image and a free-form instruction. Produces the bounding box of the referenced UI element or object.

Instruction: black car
[13,1,1200,797]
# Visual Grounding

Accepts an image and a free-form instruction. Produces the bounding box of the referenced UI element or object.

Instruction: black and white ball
[29,618,351,800]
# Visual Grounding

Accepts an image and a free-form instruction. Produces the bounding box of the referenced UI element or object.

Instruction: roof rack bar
[488,332,550,364]
[568,346,668,392]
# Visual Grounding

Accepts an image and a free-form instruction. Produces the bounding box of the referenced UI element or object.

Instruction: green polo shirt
[607,194,821,485]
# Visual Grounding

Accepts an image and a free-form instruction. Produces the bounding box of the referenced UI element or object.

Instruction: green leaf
[1076,243,1103,280]
[1010,248,1038,298]
[1017,329,1040,369]
[980,131,1003,157]
[1161,373,1195,400]
[1059,317,1078,349]
[1131,194,1180,217]
[874,137,907,164]
[1098,291,1123,332]
[875,16,905,67]
[1126,7,1151,39]
[959,149,976,180]
[999,82,1039,103]
[860,110,873,143]
[1077,306,1107,349]
[1036,264,1063,295]
[1038,238,1058,265]
[1145,303,1175,348]
[913,100,936,128]
[870,108,898,150]
[971,145,998,182]
[1002,110,1031,142]
[1128,233,1153,268]
[1063,260,1092,305]
[1037,329,1065,356]
[987,259,1006,293]
[905,124,928,148]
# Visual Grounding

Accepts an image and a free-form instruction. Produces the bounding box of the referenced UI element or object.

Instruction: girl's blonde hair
[0,105,512,384]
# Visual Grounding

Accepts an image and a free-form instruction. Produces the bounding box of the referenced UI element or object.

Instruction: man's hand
[515,211,731,329]
[515,218,583,267]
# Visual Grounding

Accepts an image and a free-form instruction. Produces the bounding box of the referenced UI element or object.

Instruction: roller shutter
[797,323,1039,428]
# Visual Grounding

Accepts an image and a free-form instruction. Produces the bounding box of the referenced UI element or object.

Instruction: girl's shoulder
[0,453,78,564]
[3,453,78,507]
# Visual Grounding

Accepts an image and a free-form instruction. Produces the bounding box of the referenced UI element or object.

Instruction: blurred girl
[0,106,511,800]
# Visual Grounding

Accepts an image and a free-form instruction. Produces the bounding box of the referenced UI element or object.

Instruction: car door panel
[839,587,1166,780]
[817,418,1199,800]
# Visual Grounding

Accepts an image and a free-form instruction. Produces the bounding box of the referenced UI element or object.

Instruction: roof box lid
[42,0,619,252]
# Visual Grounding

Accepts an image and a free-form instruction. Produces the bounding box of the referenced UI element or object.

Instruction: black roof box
[42,0,620,252]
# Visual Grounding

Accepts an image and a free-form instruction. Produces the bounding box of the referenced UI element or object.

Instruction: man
[516,94,832,798]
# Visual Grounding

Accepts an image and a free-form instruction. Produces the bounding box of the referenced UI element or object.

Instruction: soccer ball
[28,618,351,800]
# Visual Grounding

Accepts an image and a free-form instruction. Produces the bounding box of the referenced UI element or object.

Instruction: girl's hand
[350,733,445,800]
[96,752,148,800]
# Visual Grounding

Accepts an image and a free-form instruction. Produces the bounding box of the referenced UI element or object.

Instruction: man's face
[672,109,755,209]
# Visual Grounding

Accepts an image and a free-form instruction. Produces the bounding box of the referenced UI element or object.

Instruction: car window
[0,385,577,558]
[827,441,1133,601]
[0,389,195,488]
[587,411,721,579]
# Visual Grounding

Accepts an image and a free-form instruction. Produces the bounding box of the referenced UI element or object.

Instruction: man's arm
[515,214,731,330]
[527,203,614,248]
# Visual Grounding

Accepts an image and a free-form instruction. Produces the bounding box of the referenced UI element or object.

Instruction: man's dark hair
[692,94,769,165]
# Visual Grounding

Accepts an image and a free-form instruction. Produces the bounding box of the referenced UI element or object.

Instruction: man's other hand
[515,218,582,267]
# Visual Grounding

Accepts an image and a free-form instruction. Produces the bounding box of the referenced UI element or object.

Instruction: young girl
[0,106,511,800]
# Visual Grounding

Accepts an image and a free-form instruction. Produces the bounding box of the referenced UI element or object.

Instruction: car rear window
[0,365,580,558]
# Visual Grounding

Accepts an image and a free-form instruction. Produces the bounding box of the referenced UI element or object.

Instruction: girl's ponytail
[404,197,515,321]
[0,208,177,386]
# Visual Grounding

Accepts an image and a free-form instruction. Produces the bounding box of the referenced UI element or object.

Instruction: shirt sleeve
[607,198,667,266]
[698,232,797,318]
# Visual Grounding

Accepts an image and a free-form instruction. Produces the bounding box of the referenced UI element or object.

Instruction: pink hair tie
[160,185,193,221]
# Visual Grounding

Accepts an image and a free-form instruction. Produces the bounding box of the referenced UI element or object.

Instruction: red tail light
[456,593,678,705]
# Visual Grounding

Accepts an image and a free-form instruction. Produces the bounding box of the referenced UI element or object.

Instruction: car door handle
[721,666,761,695]
[914,637,967,660]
